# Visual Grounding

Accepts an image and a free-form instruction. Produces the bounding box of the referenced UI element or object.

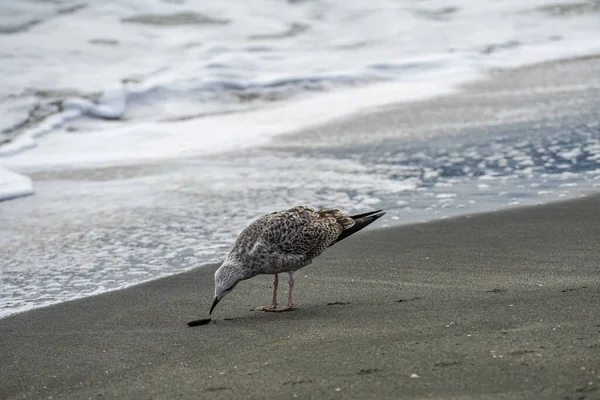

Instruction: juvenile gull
[210,206,385,314]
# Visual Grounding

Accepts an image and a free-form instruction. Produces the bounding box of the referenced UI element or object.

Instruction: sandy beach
[1,194,599,399]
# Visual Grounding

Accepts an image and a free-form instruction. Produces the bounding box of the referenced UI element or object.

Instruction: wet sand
[1,194,599,399]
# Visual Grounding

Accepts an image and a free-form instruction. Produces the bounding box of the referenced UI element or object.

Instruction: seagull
[210,206,385,314]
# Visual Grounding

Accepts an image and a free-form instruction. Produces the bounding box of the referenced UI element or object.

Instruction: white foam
[2,76,467,171]
[2,0,600,177]
[0,166,34,201]
[0,88,126,158]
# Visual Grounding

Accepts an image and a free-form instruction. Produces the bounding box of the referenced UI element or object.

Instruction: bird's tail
[331,210,386,245]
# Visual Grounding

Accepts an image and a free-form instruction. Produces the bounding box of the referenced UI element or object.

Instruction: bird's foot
[253,305,278,311]
[264,305,294,312]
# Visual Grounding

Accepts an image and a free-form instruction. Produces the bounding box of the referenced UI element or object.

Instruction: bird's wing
[230,211,278,255]
[259,206,351,260]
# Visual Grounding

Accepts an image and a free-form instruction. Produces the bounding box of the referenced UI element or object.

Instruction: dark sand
[1,195,599,399]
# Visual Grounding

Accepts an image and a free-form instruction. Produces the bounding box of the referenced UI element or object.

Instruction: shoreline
[0,191,596,321]
[1,52,600,320]
[1,193,599,398]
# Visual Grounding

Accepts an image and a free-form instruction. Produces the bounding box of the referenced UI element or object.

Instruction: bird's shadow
[190,296,422,327]
[190,301,339,326]
[202,298,385,326]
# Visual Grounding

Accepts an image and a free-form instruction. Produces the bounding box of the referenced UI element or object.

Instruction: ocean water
[1,0,600,317]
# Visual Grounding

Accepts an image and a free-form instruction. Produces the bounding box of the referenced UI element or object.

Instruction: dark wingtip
[332,209,386,245]
[371,210,385,219]
[367,211,385,224]
[348,209,385,220]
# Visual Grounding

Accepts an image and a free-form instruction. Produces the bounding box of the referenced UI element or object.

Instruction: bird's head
[210,259,250,315]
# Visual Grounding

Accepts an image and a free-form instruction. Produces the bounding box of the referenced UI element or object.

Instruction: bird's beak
[209,296,220,315]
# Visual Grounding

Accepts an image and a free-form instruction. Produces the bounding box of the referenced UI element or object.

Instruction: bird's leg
[272,273,279,307]
[265,272,295,312]
[254,274,278,311]
[286,272,295,309]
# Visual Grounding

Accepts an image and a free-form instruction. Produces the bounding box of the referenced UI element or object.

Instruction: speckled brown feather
[225,206,354,275]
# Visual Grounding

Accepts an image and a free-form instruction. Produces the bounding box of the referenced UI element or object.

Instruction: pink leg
[264,272,295,312]
[272,273,279,306]
[254,274,278,311]
[287,272,294,308]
